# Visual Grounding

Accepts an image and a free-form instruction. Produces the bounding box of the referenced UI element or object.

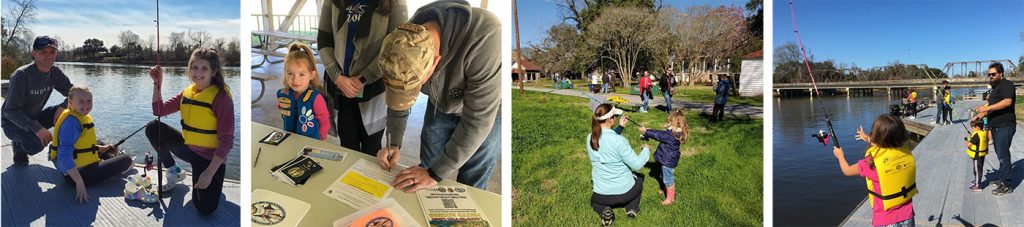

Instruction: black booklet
[270,155,323,186]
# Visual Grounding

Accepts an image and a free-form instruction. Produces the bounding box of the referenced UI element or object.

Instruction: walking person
[639,71,652,113]
[660,70,674,112]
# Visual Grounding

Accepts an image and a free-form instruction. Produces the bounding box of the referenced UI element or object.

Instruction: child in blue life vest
[965,119,988,192]
[278,43,331,140]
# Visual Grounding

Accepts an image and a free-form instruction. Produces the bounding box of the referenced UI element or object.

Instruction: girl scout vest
[864,145,918,211]
[49,109,100,168]
[277,88,321,139]
[180,84,221,149]
[966,130,988,159]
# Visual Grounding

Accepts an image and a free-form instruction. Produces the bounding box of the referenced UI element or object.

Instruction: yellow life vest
[180,84,220,149]
[944,93,951,105]
[864,144,918,211]
[966,130,988,159]
[48,109,100,168]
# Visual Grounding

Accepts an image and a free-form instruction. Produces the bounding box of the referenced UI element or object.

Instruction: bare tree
[117,30,141,60]
[186,29,212,50]
[530,23,581,77]
[677,6,748,81]
[586,5,664,87]
[2,0,37,47]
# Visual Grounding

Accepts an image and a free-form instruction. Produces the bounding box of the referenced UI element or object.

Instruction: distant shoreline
[55,61,243,70]
[56,60,241,68]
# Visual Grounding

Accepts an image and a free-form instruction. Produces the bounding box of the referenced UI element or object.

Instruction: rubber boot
[661,186,675,205]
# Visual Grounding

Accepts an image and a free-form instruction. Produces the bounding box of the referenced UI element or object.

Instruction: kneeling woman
[145,48,235,215]
[52,85,133,203]
[587,104,650,226]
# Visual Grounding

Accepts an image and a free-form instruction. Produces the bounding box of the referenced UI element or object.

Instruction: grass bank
[511,90,763,226]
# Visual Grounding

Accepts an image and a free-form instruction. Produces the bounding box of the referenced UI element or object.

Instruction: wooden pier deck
[1,129,240,226]
[841,100,1024,226]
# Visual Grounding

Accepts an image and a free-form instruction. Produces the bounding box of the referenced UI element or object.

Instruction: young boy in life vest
[833,114,917,226]
[965,119,988,192]
[51,85,133,203]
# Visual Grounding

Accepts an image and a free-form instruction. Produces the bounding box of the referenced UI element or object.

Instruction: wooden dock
[1,129,240,226]
[841,100,1024,226]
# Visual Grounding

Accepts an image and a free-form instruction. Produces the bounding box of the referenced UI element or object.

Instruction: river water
[771,88,967,226]
[41,62,242,180]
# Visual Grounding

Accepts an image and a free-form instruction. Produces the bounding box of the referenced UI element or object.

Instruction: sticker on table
[259,130,291,145]
[299,146,347,162]
[323,159,397,209]
[251,189,310,226]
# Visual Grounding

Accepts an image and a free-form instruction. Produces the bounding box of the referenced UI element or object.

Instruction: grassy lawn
[1018,96,1023,124]
[511,91,763,226]
[515,80,763,107]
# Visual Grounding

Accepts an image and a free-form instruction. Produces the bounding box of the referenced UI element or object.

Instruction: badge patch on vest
[448,88,464,99]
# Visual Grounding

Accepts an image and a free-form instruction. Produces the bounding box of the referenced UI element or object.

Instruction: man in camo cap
[375,1,501,193]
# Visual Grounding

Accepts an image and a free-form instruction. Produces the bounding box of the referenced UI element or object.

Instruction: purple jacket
[644,128,681,168]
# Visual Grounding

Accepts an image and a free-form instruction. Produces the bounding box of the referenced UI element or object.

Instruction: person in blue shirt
[587,104,650,226]
[50,86,132,203]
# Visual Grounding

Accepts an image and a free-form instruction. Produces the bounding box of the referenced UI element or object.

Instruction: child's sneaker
[971,186,982,192]
[600,207,614,226]
[626,210,638,218]
[161,166,185,192]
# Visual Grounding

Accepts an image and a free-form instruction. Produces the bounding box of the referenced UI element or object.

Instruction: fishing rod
[907,50,970,132]
[574,90,644,127]
[112,118,157,147]
[155,0,163,200]
[790,0,841,148]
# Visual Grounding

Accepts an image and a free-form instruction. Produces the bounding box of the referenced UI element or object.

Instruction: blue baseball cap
[32,36,58,50]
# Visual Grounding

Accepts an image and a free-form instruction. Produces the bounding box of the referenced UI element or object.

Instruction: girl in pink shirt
[833,114,916,227]
[277,43,331,140]
[146,48,236,215]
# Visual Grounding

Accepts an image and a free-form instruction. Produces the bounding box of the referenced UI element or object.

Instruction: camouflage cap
[377,23,436,111]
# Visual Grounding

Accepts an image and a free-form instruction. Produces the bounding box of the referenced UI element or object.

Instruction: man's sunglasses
[988,73,998,77]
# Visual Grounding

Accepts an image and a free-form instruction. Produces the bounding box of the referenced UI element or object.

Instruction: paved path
[520,86,763,118]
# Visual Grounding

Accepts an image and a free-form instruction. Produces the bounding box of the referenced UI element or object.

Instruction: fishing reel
[810,129,831,146]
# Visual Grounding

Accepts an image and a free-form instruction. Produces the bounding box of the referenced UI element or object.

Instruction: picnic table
[250,123,502,226]
[251,30,319,67]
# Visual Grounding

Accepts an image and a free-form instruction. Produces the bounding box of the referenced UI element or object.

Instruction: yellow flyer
[323,159,397,209]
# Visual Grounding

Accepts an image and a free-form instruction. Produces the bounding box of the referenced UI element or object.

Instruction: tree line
[521,0,763,87]
[2,0,240,80]
[774,41,1024,83]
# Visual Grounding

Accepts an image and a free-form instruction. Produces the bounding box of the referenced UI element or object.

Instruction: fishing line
[907,50,971,132]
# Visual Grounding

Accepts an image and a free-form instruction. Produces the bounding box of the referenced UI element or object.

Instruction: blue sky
[775,0,1024,70]
[514,0,751,47]
[4,0,239,48]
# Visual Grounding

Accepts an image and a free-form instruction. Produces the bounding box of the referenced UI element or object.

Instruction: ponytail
[283,43,324,92]
[591,104,613,150]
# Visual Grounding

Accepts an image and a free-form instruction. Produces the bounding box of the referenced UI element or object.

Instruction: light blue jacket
[587,127,650,195]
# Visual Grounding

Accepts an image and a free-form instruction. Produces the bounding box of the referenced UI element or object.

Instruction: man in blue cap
[2,35,74,165]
